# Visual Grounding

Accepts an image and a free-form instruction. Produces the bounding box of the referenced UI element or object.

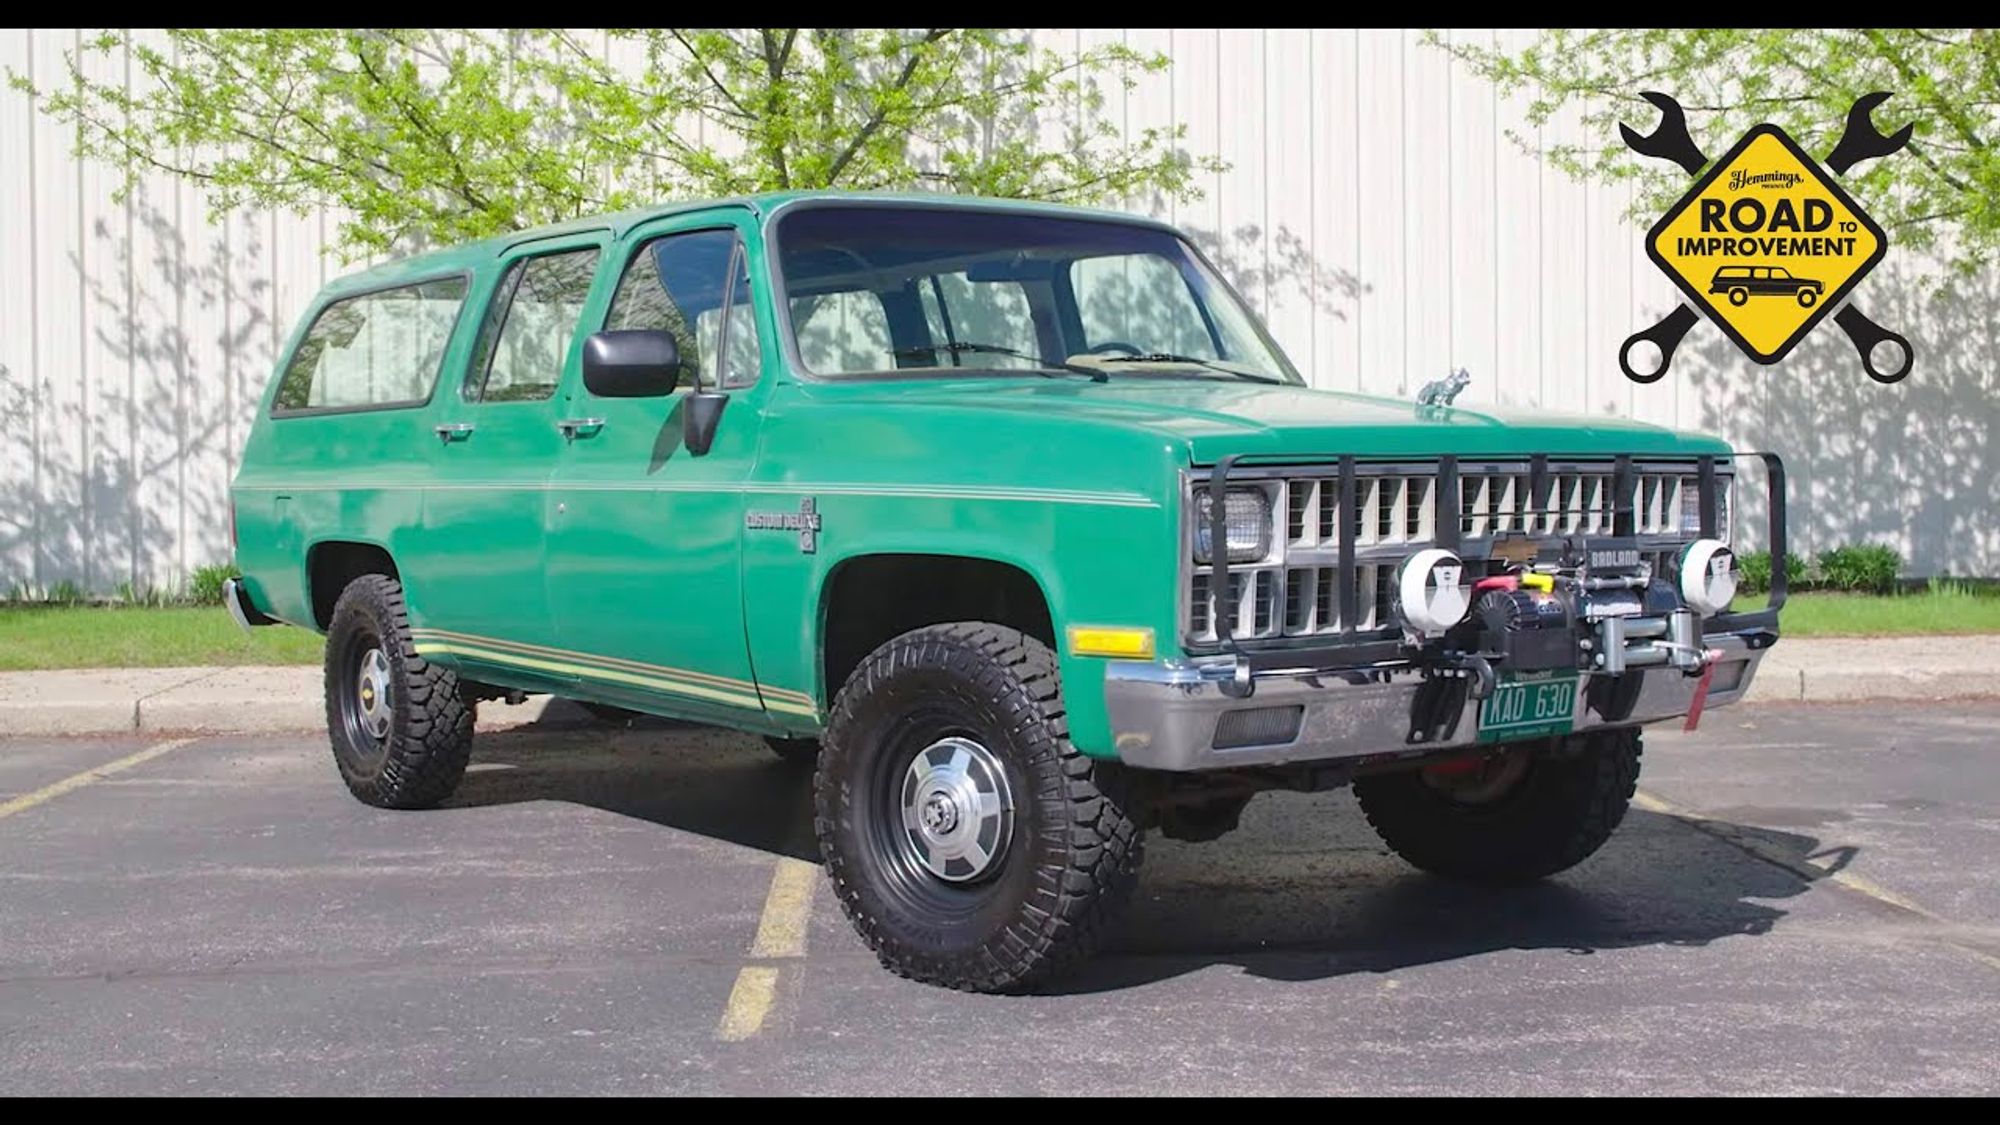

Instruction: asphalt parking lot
[2,701,1997,1096]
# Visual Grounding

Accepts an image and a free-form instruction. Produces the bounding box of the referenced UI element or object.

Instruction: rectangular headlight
[1678,477,1733,541]
[1194,487,1272,564]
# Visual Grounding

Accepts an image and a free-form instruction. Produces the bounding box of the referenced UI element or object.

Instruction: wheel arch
[816,551,1058,704]
[304,538,403,630]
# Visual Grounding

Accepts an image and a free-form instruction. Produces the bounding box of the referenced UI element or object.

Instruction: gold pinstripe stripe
[412,640,766,709]
[409,627,778,696]
[231,480,1157,508]
[409,627,809,701]
[408,629,818,713]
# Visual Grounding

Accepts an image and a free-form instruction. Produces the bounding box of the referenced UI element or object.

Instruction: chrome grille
[1459,468,1701,540]
[1186,458,1728,649]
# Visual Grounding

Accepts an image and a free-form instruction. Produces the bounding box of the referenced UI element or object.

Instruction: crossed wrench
[1618,91,1914,384]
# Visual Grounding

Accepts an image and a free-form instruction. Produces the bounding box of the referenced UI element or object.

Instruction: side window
[271,277,468,413]
[1069,253,1215,358]
[605,229,761,390]
[465,248,600,403]
[791,290,894,373]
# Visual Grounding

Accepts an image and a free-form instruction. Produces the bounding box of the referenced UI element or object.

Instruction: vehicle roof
[319,190,1175,298]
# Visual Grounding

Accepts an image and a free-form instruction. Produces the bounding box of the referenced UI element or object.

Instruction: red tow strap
[1683,649,1723,731]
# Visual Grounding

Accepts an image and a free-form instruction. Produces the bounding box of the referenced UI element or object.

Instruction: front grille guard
[1201,451,1786,671]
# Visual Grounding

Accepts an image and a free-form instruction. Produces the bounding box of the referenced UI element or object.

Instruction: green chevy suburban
[227,192,1785,992]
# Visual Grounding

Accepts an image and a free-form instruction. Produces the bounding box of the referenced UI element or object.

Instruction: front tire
[1727,286,1750,306]
[815,623,1144,992]
[324,574,474,809]
[1354,728,1640,884]
[1797,288,1819,308]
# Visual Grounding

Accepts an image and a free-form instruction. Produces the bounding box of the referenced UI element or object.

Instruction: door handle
[556,417,606,441]
[434,422,475,443]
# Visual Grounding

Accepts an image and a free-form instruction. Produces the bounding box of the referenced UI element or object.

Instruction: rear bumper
[1103,630,1767,772]
[222,578,276,632]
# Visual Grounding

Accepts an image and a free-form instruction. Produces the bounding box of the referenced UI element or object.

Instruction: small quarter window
[466,248,601,403]
[271,277,468,414]
[606,229,763,390]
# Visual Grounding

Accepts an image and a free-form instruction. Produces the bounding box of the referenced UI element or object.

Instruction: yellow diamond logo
[1647,124,1886,364]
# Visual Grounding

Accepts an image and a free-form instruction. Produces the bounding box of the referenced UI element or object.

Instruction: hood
[812,377,1729,463]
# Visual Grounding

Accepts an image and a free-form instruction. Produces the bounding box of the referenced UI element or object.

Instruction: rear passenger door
[413,234,606,681]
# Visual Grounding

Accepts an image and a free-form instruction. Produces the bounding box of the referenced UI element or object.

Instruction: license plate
[1477,671,1581,743]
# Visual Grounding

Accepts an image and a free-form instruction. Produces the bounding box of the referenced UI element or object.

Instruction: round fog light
[1395,548,1470,637]
[1678,539,1737,616]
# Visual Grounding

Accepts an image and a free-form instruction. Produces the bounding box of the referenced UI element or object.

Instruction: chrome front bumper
[1103,632,1767,772]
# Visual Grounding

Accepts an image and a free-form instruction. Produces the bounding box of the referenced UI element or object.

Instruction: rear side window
[791,290,893,374]
[465,248,601,403]
[271,277,468,414]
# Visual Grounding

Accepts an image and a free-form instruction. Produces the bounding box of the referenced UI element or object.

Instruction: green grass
[1733,584,2000,637]
[0,604,322,671]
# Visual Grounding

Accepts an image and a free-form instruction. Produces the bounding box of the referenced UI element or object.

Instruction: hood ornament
[1417,367,1470,408]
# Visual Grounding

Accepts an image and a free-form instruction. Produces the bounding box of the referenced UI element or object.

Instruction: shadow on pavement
[449,713,821,862]
[447,719,1827,993]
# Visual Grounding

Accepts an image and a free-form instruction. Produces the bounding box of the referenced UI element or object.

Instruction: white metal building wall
[2,28,1991,594]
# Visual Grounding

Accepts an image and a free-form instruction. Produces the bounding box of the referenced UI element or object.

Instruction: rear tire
[1354,728,1641,884]
[815,623,1144,992]
[324,574,474,809]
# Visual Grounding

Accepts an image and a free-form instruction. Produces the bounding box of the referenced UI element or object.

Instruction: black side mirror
[582,330,681,398]
[683,391,729,456]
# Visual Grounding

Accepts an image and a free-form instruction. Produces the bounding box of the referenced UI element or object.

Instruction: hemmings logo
[1726,169,1803,191]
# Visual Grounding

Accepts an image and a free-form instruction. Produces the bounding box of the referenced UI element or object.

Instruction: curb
[3,637,1995,737]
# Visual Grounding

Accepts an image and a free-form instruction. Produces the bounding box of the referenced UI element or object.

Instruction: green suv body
[228,192,1782,991]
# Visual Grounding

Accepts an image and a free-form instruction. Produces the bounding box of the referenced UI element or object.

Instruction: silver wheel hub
[899,737,1014,883]
[355,647,392,741]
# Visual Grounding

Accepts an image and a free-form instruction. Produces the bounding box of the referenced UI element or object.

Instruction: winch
[1413,534,1735,679]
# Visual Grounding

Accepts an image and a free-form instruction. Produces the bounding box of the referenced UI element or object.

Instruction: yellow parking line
[1636,787,2000,974]
[0,738,197,821]
[716,968,781,1042]
[749,857,818,958]
[716,857,819,1041]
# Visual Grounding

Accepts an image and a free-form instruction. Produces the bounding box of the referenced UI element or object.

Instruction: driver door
[543,215,769,722]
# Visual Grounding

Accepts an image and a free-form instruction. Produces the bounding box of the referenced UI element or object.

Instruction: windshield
[772,205,1301,383]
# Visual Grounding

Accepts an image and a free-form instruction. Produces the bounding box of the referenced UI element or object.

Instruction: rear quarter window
[270,276,469,415]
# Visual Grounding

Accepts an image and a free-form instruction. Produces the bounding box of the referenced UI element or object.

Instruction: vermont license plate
[1477,671,1581,743]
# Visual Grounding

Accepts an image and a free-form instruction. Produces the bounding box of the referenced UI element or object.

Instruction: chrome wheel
[354,647,393,741]
[898,737,1014,883]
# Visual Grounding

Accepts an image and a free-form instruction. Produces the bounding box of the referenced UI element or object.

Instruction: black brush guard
[1202,451,1787,673]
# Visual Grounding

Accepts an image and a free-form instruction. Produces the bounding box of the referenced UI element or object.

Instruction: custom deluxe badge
[1618,92,1914,384]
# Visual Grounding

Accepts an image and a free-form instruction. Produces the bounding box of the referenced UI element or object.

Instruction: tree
[12,29,1221,260]
[1436,28,2000,274]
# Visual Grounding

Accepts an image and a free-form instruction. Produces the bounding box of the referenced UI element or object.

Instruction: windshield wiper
[894,341,1107,382]
[1097,353,1284,385]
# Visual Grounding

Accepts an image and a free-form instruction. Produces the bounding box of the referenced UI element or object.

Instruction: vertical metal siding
[0,28,1989,590]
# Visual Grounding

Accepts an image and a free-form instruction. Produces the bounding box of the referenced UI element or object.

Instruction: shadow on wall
[1185,221,1368,325]
[1673,260,1998,576]
[0,191,273,597]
